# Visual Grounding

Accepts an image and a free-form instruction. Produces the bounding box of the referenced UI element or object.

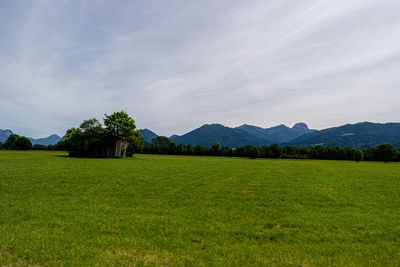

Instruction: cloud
[0,0,399,137]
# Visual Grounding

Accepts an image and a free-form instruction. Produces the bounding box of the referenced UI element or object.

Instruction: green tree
[248,146,260,159]
[152,136,176,154]
[4,135,32,150]
[177,143,186,154]
[194,144,208,155]
[211,142,221,155]
[127,135,144,156]
[14,137,32,150]
[63,127,84,154]
[353,150,364,162]
[4,134,19,149]
[80,118,102,134]
[32,144,47,150]
[185,144,194,155]
[104,111,137,140]
[221,145,232,156]
[364,147,377,161]
[104,111,139,157]
[270,143,282,158]
[375,143,398,162]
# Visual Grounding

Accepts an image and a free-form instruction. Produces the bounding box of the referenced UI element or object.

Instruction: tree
[270,143,282,158]
[364,147,377,161]
[63,128,84,155]
[221,146,232,156]
[353,150,363,162]
[152,136,176,154]
[248,146,260,159]
[32,144,47,150]
[126,135,144,156]
[3,135,32,150]
[15,137,32,150]
[211,142,221,156]
[4,134,19,149]
[185,144,195,155]
[104,111,137,140]
[282,146,296,158]
[103,111,139,157]
[177,143,186,154]
[194,144,208,155]
[375,143,398,162]
[80,118,102,134]
[63,111,139,157]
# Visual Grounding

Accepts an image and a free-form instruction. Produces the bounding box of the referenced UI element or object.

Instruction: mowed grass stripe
[0,151,399,265]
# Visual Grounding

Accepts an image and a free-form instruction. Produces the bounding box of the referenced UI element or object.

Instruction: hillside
[286,122,400,149]
[170,124,271,147]
[237,122,316,143]
[140,129,158,143]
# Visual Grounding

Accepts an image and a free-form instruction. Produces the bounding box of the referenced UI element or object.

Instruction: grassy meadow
[0,151,399,266]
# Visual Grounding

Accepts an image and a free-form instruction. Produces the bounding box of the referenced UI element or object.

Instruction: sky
[1,0,400,138]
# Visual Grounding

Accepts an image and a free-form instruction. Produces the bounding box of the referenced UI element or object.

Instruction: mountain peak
[172,123,271,147]
[273,124,289,130]
[140,129,158,143]
[202,123,224,127]
[0,129,15,143]
[292,122,309,130]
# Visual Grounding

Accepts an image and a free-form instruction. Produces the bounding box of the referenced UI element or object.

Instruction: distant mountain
[170,124,272,147]
[285,122,400,149]
[29,134,62,146]
[0,129,13,143]
[0,129,61,145]
[140,129,158,143]
[4,121,400,149]
[237,122,316,143]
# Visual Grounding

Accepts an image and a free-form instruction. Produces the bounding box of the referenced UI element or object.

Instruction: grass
[0,151,399,266]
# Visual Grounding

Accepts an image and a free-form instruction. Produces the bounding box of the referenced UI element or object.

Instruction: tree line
[137,136,400,162]
[0,134,67,151]
[1,134,399,162]
[1,112,399,162]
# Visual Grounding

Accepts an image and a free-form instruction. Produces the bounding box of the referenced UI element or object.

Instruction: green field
[0,151,399,266]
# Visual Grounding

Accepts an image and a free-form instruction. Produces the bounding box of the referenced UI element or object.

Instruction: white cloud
[0,0,399,137]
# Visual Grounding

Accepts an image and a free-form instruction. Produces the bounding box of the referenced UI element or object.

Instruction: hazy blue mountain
[4,121,400,149]
[140,129,158,143]
[0,129,13,143]
[285,122,400,149]
[1,129,61,145]
[237,122,316,143]
[170,124,272,147]
[169,134,179,139]
[29,134,62,146]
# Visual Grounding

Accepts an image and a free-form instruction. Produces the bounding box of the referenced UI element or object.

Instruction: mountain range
[170,124,271,147]
[236,122,316,143]
[3,120,400,149]
[0,129,61,145]
[140,122,400,150]
[284,122,400,149]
